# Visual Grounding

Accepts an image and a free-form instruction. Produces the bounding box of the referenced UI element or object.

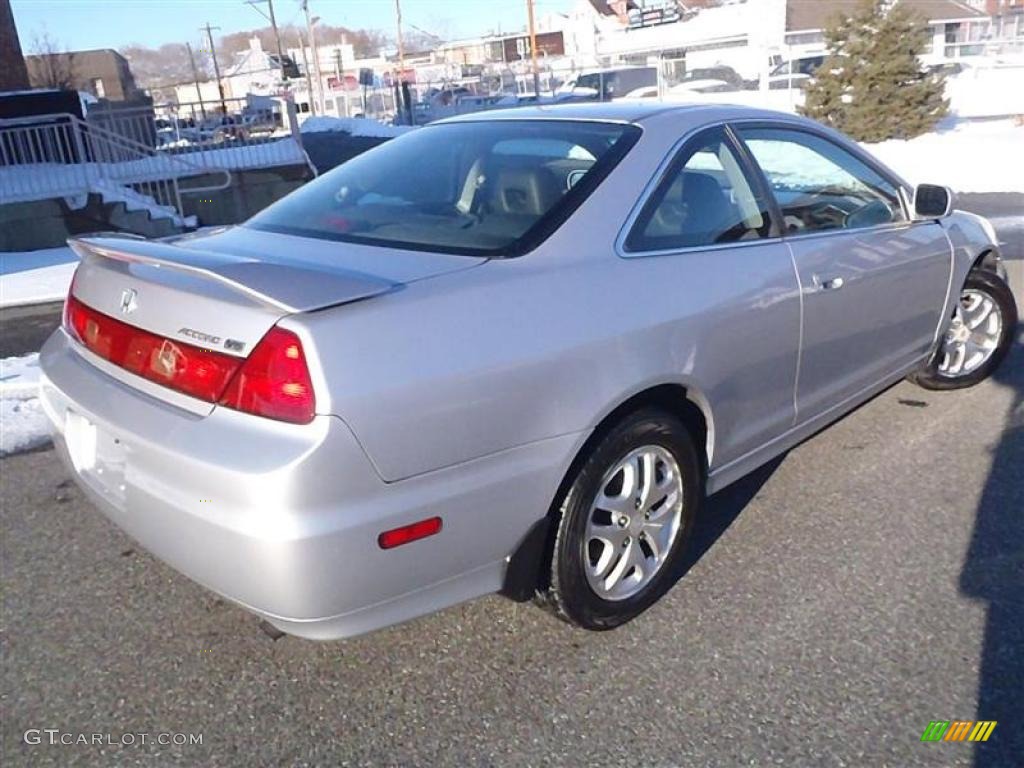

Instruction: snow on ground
[300,116,414,139]
[0,246,76,277]
[861,118,1024,193]
[0,247,76,308]
[0,353,50,456]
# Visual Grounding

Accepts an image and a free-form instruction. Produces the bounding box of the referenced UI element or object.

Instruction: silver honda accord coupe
[40,103,1017,639]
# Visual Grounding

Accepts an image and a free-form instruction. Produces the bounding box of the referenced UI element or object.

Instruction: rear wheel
[537,409,702,630]
[911,269,1017,391]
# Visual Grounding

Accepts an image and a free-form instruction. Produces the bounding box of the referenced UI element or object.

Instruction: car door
[734,124,951,423]
[621,126,801,468]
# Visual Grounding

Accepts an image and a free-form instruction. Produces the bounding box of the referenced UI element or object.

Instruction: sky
[11,0,573,52]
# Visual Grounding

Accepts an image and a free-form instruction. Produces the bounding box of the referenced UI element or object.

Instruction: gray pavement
[1,274,1022,768]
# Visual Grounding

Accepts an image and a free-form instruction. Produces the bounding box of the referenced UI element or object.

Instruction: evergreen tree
[800,0,949,142]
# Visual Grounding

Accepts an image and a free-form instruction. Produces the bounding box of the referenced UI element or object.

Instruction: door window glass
[738,127,906,234]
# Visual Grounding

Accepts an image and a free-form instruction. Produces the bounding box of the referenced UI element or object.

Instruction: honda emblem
[120,288,138,315]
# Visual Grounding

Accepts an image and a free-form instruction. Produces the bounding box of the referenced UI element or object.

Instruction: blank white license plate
[65,410,127,509]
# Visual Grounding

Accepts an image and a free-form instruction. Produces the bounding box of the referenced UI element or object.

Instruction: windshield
[247,120,640,256]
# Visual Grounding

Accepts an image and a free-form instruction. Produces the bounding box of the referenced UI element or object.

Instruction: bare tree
[30,30,76,89]
[121,42,206,91]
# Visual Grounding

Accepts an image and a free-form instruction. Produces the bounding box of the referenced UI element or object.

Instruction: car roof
[435,101,795,127]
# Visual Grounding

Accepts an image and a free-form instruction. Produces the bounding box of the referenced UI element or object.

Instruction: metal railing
[0,113,231,225]
[87,96,308,174]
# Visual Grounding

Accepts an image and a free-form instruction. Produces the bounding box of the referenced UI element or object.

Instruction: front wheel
[536,409,703,630]
[911,269,1018,391]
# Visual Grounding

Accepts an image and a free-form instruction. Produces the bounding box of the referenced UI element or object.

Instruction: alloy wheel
[938,288,1003,378]
[583,445,684,601]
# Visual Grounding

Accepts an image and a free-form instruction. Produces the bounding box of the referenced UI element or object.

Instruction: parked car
[212,115,249,142]
[673,65,751,91]
[41,103,1016,640]
[559,66,659,101]
[928,61,966,77]
[767,54,826,89]
[241,111,278,135]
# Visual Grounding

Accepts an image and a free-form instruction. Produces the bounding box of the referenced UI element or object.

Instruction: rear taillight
[62,266,80,330]
[217,327,315,425]
[62,294,316,425]
[64,294,242,402]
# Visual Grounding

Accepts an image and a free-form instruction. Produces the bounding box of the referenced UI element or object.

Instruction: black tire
[536,408,703,630]
[911,268,1018,391]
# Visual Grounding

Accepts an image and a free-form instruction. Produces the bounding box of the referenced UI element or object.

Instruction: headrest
[491,167,561,216]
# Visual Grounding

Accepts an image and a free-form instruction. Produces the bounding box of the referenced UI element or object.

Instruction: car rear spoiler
[68,235,396,313]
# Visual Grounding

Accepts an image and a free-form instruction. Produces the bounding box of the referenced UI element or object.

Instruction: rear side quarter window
[625,127,774,253]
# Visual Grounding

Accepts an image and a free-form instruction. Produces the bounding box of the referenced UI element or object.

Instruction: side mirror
[913,184,953,219]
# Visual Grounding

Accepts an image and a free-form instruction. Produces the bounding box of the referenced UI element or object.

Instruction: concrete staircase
[0,191,195,252]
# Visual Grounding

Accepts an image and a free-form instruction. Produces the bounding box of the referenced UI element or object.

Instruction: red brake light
[217,327,315,425]
[63,294,242,402]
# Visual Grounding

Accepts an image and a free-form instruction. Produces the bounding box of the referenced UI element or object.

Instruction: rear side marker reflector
[378,517,443,549]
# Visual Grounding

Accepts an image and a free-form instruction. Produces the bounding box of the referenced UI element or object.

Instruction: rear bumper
[40,329,578,639]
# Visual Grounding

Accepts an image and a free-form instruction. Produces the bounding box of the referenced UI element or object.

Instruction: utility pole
[526,0,540,98]
[185,41,207,120]
[244,0,286,82]
[200,22,227,114]
[394,0,405,81]
[265,0,285,77]
[394,0,408,123]
[296,31,315,113]
[301,0,325,115]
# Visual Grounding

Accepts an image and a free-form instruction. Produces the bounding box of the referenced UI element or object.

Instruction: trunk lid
[65,229,484,412]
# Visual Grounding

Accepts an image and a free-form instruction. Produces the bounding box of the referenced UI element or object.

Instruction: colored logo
[921,721,997,742]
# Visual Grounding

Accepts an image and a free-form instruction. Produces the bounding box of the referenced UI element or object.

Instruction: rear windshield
[246,120,640,257]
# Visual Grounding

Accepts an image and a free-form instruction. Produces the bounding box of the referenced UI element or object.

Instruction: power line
[244,0,286,73]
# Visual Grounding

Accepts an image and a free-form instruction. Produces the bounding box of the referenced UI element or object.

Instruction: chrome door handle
[813,275,845,292]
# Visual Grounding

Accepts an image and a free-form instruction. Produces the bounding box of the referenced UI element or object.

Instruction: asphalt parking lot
[2,235,1022,767]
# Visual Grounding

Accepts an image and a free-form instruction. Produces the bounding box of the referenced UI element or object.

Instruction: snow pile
[300,116,414,139]
[861,118,1024,193]
[1,353,51,456]
[189,138,308,170]
[0,247,77,308]
[946,65,1024,119]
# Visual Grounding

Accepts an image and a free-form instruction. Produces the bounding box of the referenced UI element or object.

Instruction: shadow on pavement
[961,331,1024,767]
[678,455,785,577]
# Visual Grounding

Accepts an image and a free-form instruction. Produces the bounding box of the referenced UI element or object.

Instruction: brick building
[25,48,143,102]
